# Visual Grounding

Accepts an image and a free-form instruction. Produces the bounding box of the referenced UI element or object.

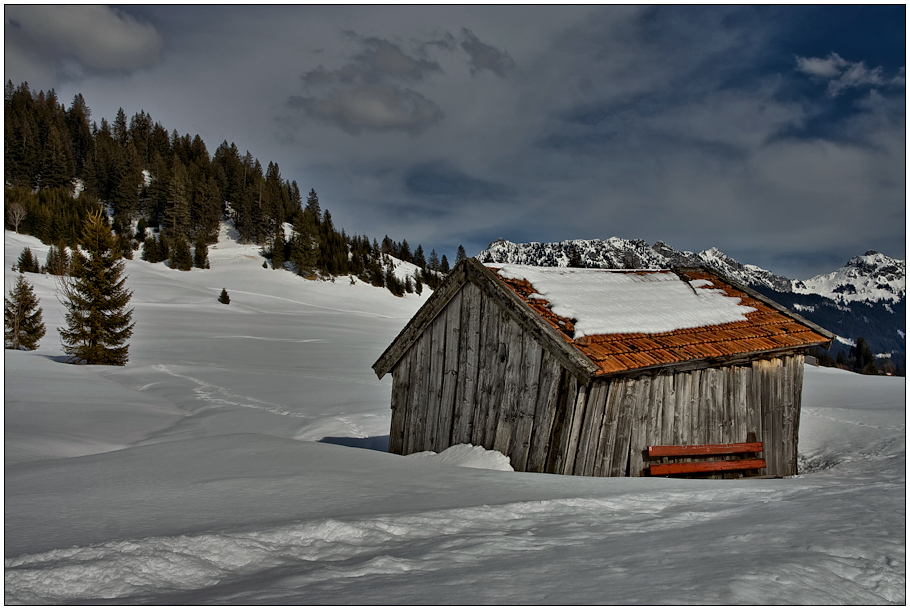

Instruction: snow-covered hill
[3,227,905,604]
[793,251,906,304]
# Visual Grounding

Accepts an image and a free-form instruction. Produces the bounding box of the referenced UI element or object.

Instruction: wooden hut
[372,259,834,477]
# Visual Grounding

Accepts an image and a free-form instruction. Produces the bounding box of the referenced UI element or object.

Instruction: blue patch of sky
[543,5,903,153]
[764,6,904,141]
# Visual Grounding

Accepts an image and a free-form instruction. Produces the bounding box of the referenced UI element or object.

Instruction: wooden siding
[388,280,805,478]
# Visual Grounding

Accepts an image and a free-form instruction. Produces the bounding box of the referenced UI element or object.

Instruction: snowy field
[4,226,905,604]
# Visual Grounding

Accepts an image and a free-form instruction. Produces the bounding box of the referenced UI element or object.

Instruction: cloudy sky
[5,5,905,278]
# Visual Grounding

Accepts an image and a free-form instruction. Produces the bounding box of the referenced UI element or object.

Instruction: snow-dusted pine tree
[4,274,45,350]
[58,211,135,365]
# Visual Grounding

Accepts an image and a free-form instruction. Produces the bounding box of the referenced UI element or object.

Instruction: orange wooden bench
[647,442,765,476]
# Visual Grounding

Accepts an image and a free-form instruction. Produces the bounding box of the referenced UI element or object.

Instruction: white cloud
[795,52,848,79]
[795,52,898,97]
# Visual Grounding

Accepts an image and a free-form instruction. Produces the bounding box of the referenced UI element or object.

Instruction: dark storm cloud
[460,28,515,77]
[404,162,514,202]
[307,34,443,85]
[4,5,162,81]
[291,34,445,134]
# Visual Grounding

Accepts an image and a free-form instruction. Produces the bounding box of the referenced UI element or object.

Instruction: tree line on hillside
[4,80,461,296]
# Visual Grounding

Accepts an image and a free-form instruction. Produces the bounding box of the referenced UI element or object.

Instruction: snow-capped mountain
[793,251,906,304]
[478,238,792,292]
[478,239,905,304]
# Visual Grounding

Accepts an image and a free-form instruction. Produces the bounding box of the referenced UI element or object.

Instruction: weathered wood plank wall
[388,282,805,478]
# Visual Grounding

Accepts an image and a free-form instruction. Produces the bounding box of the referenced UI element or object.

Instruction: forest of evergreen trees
[4,81,457,295]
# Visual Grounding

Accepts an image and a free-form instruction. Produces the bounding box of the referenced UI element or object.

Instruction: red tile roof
[491,268,831,376]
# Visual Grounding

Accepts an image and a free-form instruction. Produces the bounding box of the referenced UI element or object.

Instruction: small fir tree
[45,245,70,276]
[142,236,161,263]
[5,274,45,350]
[219,288,230,304]
[305,188,321,224]
[440,254,450,274]
[193,234,209,269]
[271,230,285,270]
[170,235,193,271]
[117,233,134,260]
[58,211,135,365]
[567,244,584,268]
[135,218,148,242]
[456,244,467,265]
[17,247,40,273]
[157,233,170,263]
[290,209,318,277]
[414,244,426,270]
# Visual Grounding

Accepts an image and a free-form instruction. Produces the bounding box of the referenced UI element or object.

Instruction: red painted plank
[647,442,763,458]
[649,458,766,476]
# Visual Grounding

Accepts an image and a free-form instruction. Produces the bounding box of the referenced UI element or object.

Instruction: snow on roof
[494,265,756,337]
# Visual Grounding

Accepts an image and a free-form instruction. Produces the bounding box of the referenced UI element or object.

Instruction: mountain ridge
[477,238,903,304]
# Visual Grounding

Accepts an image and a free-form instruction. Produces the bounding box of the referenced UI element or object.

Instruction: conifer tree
[5,274,45,350]
[170,234,193,271]
[163,158,189,239]
[305,188,321,224]
[193,233,209,269]
[399,239,412,263]
[271,229,285,269]
[142,235,161,263]
[428,249,439,271]
[116,233,134,260]
[567,244,584,268]
[414,244,426,270]
[290,208,318,277]
[157,233,169,262]
[135,217,147,242]
[17,247,40,273]
[440,254,450,274]
[45,244,70,276]
[456,244,467,265]
[219,288,230,304]
[58,211,134,365]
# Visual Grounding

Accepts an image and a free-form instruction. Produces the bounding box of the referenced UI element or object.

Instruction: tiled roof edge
[671,266,836,348]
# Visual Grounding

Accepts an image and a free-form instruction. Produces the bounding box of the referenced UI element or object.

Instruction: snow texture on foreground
[4,228,905,605]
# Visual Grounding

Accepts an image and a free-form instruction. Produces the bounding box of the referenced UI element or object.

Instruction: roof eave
[595,341,831,379]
